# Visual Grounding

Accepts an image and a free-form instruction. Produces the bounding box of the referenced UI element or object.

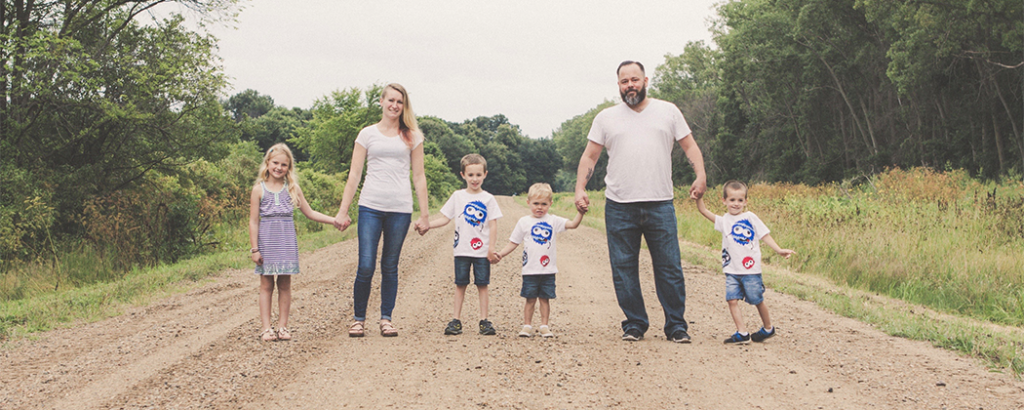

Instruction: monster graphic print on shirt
[730,219,756,249]
[463,201,487,228]
[530,222,554,246]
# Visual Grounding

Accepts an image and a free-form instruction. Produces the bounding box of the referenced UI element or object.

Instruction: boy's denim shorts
[454,256,490,286]
[520,274,556,299]
[725,273,765,305]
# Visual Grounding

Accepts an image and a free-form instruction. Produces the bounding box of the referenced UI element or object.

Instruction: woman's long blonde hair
[256,143,300,206]
[383,83,421,149]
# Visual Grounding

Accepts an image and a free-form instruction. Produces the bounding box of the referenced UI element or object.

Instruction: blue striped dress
[255,181,300,275]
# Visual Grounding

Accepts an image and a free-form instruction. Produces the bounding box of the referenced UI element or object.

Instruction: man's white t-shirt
[508,214,568,275]
[714,211,770,275]
[440,189,502,258]
[356,125,422,213]
[587,99,692,203]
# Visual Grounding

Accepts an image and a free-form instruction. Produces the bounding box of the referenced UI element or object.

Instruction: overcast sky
[168,0,721,139]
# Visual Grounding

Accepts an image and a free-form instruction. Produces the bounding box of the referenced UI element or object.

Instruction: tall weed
[678,168,1024,326]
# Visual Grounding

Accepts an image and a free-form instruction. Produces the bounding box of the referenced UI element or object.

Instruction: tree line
[2,0,1021,275]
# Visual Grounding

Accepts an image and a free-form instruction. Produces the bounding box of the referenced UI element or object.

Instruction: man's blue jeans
[605,199,688,337]
[353,206,411,321]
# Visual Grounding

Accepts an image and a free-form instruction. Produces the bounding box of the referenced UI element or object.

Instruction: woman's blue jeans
[604,199,688,338]
[354,206,411,321]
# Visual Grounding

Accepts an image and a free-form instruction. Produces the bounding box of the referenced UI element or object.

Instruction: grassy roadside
[541,190,1024,377]
[0,224,358,342]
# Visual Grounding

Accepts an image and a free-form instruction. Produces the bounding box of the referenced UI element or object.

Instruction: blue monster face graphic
[722,249,732,268]
[522,250,528,266]
[730,219,755,248]
[463,201,487,227]
[530,222,553,245]
[453,230,460,248]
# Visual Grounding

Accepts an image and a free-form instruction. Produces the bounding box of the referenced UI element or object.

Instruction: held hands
[488,250,501,264]
[413,216,430,236]
[334,214,352,231]
[689,177,707,200]
[574,190,590,213]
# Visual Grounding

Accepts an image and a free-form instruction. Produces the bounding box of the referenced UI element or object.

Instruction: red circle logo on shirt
[742,257,755,269]
[540,255,550,266]
[470,238,483,250]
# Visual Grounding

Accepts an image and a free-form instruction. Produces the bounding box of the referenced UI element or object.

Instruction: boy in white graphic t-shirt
[496,183,585,338]
[696,180,795,345]
[419,154,503,336]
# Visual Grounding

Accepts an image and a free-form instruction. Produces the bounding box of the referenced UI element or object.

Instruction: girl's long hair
[384,83,421,149]
[255,143,300,206]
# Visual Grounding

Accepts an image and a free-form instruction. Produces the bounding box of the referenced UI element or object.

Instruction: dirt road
[2,197,1022,409]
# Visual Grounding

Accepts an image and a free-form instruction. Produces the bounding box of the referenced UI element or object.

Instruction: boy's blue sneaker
[751,327,776,342]
[444,319,462,335]
[724,332,751,344]
[479,319,496,335]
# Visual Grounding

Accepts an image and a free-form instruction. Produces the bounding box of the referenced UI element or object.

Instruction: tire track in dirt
[1,196,1022,409]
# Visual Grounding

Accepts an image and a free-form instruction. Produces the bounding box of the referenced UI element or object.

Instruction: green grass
[0,221,357,341]
[674,168,1024,376]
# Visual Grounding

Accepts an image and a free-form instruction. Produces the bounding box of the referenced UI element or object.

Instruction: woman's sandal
[276,327,292,341]
[348,321,365,338]
[261,328,278,342]
[380,321,398,337]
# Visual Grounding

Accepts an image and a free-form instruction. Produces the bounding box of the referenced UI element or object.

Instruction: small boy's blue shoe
[724,332,751,344]
[751,327,776,342]
[479,319,496,335]
[444,319,463,335]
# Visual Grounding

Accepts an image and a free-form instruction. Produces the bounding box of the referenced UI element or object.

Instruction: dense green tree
[1,1,239,263]
[518,137,563,190]
[706,0,1022,183]
[224,89,274,122]
[290,85,382,174]
[420,116,474,174]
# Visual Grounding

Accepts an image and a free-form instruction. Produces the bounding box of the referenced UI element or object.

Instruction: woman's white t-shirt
[356,125,422,213]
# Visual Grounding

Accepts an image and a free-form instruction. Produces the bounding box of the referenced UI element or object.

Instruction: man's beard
[621,86,646,107]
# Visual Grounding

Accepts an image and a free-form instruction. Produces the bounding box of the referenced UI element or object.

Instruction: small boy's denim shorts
[454,256,490,286]
[520,274,556,299]
[725,273,765,305]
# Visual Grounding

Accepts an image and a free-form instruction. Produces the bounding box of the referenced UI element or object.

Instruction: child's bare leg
[523,298,537,325]
[259,275,275,330]
[538,298,551,326]
[477,285,489,319]
[727,299,747,333]
[755,301,772,330]
[452,285,468,320]
[276,275,292,328]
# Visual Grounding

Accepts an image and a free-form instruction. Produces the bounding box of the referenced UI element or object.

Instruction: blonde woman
[335,83,430,338]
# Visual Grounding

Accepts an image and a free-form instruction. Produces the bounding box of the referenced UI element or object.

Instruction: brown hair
[722,180,748,198]
[460,153,487,173]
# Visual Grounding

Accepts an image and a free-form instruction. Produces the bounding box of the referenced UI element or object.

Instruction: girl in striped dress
[249,143,336,341]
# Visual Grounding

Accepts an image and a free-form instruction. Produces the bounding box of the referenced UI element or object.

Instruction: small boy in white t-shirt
[696,180,795,344]
[496,183,584,338]
[419,154,503,336]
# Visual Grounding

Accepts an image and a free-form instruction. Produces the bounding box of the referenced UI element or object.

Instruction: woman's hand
[335,214,352,231]
[251,251,262,265]
[414,215,430,235]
